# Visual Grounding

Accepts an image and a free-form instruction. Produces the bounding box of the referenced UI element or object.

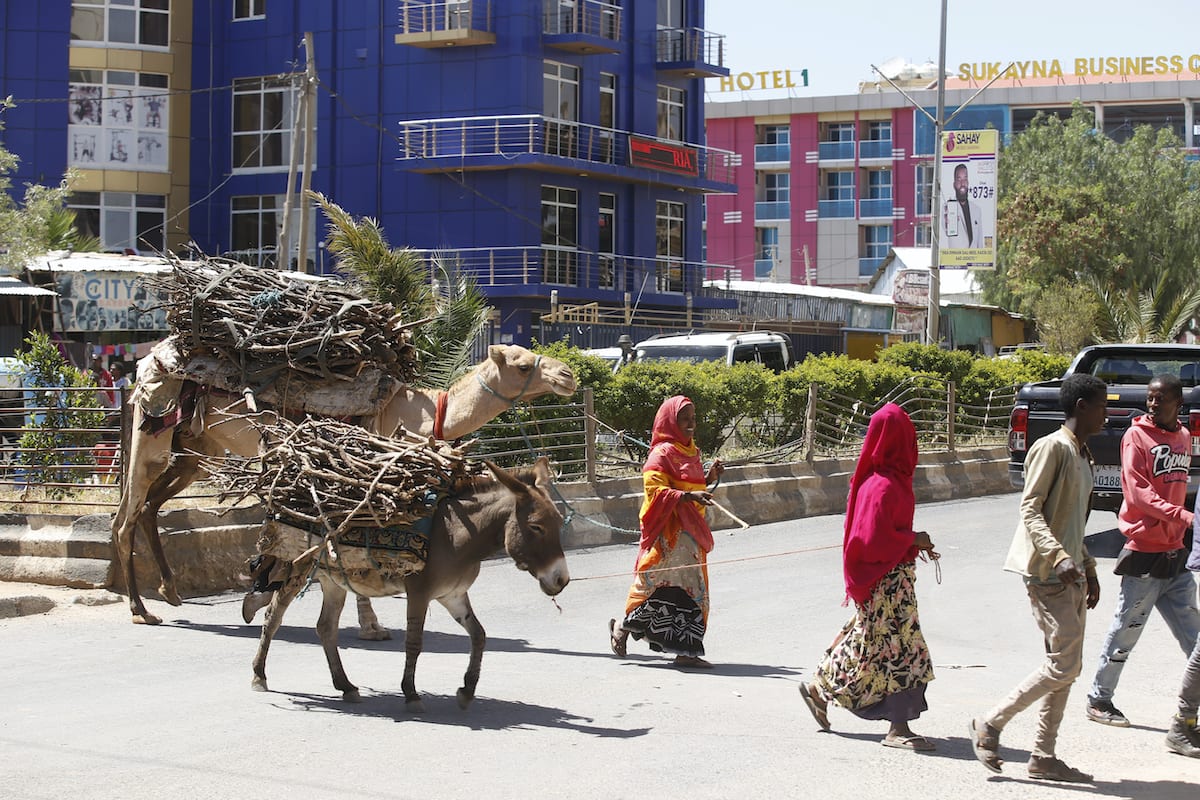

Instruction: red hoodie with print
[1117,413,1195,552]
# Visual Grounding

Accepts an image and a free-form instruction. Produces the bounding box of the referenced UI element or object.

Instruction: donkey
[251,457,569,711]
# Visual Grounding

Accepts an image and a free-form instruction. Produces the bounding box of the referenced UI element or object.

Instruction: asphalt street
[1,491,1198,799]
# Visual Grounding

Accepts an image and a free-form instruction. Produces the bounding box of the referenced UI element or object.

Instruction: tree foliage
[979,103,1200,341]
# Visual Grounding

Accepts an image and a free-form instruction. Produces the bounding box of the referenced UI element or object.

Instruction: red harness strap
[433,390,449,440]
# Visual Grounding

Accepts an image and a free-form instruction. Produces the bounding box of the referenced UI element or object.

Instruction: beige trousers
[984,580,1087,759]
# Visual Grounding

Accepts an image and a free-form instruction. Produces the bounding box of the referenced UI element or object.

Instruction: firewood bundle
[205,416,481,537]
[151,256,421,387]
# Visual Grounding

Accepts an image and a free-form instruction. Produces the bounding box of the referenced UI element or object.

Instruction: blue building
[1,1,736,348]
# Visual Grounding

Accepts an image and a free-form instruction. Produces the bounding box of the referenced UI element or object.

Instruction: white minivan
[634,331,793,372]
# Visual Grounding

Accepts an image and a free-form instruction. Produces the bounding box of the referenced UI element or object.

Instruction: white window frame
[866,168,892,200]
[232,75,301,172]
[70,0,170,49]
[764,172,790,203]
[863,225,893,259]
[825,170,854,201]
[233,0,265,21]
[68,69,170,172]
[655,199,685,293]
[656,85,686,142]
[68,191,166,254]
[598,192,616,289]
[541,185,579,286]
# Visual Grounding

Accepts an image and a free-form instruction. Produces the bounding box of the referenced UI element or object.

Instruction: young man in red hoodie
[1085,373,1200,727]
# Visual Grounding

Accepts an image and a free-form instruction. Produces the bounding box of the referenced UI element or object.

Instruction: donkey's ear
[532,456,553,490]
[484,459,528,496]
[487,345,507,365]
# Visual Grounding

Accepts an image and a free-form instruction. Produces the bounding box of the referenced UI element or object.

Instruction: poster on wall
[52,271,169,333]
[938,129,998,269]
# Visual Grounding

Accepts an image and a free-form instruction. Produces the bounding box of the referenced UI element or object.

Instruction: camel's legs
[314,576,360,702]
[112,428,177,624]
[439,592,485,710]
[136,454,203,606]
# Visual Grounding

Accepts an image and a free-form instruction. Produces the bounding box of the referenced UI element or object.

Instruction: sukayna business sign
[958,54,1200,81]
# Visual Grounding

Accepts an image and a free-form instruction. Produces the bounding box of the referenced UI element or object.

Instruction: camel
[111,343,576,629]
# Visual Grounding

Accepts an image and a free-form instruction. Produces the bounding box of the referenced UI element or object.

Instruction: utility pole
[296,31,318,273]
[277,63,305,270]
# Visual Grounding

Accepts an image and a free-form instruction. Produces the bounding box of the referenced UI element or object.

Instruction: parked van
[634,331,793,372]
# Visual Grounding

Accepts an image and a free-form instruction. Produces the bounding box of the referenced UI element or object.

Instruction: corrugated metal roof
[0,277,56,297]
[24,251,174,274]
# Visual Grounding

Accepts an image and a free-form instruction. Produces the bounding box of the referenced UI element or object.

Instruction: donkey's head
[484,456,569,596]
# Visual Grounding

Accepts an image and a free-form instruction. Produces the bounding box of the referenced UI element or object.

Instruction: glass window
[866,169,892,199]
[915,163,934,215]
[655,199,684,292]
[233,75,299,170]
[543,61,580,158]
[68,191,165,253]
[825,171,854,201]
[541,186,578,285]
[866,120,892,141]
[67,70,169,171]
[599,73,616,129]
[863,225,892,259]
[764,172,789,202]
[233,0,265,19]
[230,195,279,266]
[70,0,169,47]
[756,226,779,260]
[656,85,685,141]
[759,124,789,145]
[598,192,616,289]
[823,122,854,142]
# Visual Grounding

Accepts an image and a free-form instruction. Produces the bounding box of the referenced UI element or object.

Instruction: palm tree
[312,192,490,390]
[1090,274,1200,343]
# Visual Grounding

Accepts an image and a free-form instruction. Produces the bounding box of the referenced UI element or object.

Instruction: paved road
[1,492,1198,799]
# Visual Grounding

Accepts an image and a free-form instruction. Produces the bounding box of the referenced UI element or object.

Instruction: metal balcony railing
[655,27,725,68]
[397,0,491,34]
[542,0,621,40]
[395,114,735,183]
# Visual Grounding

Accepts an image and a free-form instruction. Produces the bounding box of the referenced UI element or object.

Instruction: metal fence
[0,380,1016,511]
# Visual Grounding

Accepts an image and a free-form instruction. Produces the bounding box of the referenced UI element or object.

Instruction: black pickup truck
[1008,344,1200,513]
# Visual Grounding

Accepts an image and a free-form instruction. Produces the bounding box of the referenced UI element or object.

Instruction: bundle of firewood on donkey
[138,256,422,419]
[204,415,482,588]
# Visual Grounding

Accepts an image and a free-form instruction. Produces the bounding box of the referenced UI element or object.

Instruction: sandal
[969,717,1003,774]
[798,682,831,731]
[608,618,627,658]
[882,734,935,751]
[673,655,713,669]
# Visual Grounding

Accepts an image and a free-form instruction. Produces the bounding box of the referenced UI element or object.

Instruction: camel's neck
[438,367,514,440]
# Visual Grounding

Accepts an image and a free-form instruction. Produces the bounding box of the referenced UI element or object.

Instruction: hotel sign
[628,136,699,176]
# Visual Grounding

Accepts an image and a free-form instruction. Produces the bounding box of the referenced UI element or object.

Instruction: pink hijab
[842,403,920,603]
[640,395,713,553]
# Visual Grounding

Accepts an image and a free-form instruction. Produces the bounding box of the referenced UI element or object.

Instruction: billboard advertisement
[939,129,997,269]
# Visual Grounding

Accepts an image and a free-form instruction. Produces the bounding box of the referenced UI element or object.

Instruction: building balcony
[394,1,495,48]
[858,197,893,218]
[859,256,886,277]
[818,140,854,161]
[655,27,728,78]
[859,139,893,160]
[543,0,621,54]
[406,245,735,298]
[754,201,790,221]
[754,259,776,280]
[395,114,736,188]
[754,143,790,165]
[818,199,855,218]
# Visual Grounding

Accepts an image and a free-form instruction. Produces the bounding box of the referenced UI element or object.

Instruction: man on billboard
[943,163,987,249]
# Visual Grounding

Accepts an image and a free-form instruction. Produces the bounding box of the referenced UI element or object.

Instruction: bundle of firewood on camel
[135,256,421,421]
[204,414,482,592]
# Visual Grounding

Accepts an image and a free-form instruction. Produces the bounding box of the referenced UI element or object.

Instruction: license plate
[1093,464,1121,490]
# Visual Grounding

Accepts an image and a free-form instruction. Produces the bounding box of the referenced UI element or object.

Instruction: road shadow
[270,689,651,738]
[982,776,1198,799]
[621,657,802,678]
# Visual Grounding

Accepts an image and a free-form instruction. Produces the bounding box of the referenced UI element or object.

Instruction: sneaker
[1085,699,1130,727]
[1166,715,1200,758]
[1027,756,1093,783]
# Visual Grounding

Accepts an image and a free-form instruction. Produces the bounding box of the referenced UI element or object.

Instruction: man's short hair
[954,164,968,177]
[1150,373,1184,400]
[1061,373,1106,418]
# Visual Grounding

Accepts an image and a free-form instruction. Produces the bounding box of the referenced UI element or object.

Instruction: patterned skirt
[814,562,933,722]
[620,528,709,658]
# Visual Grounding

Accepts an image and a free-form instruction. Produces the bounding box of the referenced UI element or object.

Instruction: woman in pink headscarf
[798,403,939,750]
[609,395,724,668]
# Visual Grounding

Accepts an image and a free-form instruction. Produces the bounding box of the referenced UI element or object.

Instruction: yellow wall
[846,332,885,360]
[991,314,1026,349]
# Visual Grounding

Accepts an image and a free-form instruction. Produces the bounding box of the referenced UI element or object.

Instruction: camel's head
[485,345,577,401]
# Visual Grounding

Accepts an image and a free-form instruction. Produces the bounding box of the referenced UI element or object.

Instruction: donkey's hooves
[251,677,268,692]
[343,688,362,703]
[159,584,182,606]
[356,625,392,641]
[456,688,474,710]
[132,612,162,625]
[405,698,426,714]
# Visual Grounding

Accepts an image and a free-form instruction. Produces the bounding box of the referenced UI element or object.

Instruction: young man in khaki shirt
[969,373,1107,783]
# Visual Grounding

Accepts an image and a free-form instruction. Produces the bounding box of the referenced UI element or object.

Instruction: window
[866,169,892,200]
[755,227,778,281]
[655,199,685,292]
[230,195,279,265]
[760,124,789,145]
[823,122,855,142]
[656,0,685,60]
[68,70,169,171]
[915,163,934,215]
[656,85,685,141]
[233,0,264,20]
[598,193,616,289]
[914,222,932,246]
[543,61,579,157]
[69,191,165,253]
[541,186,578,285]
[764,173,789,202]
[863,225,892,259]
[233,75,299,170]
[825,171,854,201]
[598,72,617,163]
[865,120,892,141]
[71,0,169,48]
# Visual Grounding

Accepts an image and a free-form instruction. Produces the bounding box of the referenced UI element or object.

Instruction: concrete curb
[0,447,1014,612]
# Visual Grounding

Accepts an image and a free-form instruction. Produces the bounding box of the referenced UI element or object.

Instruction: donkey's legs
[401,596,432,713]
[251,567,305,692]
[314,577,360,702]
[356,594,391,641]
[439,592,486,710]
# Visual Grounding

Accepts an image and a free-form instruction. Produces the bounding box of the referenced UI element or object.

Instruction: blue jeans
[1088,570,1200,705]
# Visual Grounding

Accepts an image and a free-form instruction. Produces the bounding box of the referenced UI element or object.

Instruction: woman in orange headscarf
[798,403,939,750]
[609,395,723,668]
